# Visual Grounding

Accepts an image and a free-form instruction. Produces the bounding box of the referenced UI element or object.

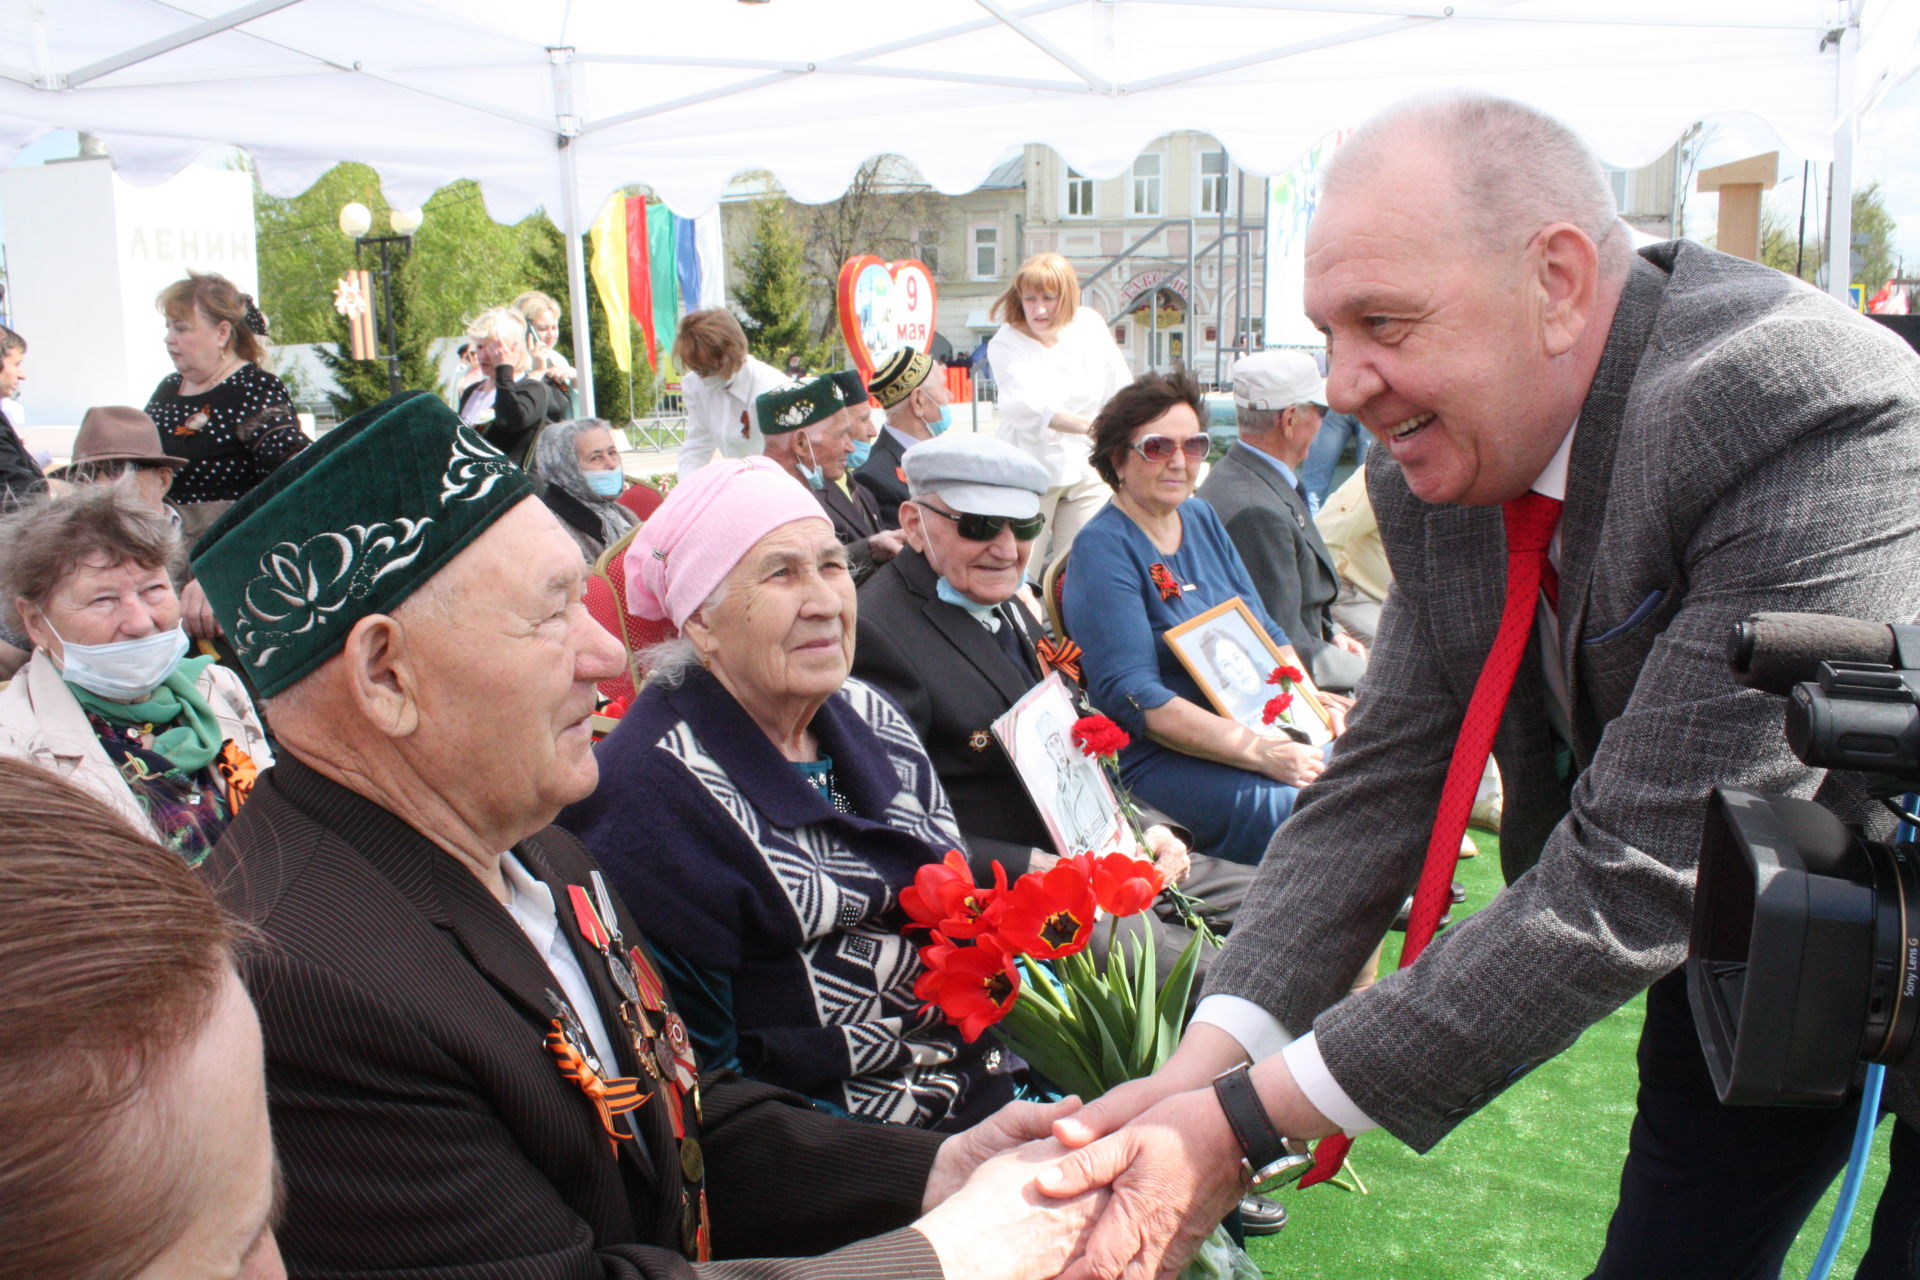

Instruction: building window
[1199,150,1232,216]
[915,230,941,277]
[1065,168,1095,218]
[972,226,999,280]
[1132,154,1162,217]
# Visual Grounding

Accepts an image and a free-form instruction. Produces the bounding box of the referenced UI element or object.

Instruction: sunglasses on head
[1128,433,1211,463]
[918,503,1046,543]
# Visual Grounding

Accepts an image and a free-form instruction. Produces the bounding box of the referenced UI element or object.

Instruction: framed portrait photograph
[991,673,1138,860]
[1163,597,1335,747]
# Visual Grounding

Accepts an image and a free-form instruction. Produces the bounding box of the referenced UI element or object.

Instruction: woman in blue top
[1061,372,1325,863]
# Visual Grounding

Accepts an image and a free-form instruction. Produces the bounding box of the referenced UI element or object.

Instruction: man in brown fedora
[52,406,181,512]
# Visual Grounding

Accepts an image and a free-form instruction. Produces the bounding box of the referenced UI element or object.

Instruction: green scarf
[67,655,225,775]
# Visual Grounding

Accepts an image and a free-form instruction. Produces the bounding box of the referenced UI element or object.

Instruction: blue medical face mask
[928,404,952,436]
[848,439,873,469]
[51,622,188,702]
[583,467,625,498]
[796,436,826,490]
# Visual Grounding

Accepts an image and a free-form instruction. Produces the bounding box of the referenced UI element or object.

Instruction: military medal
[543,990,648,1155]
[968,729,992,752]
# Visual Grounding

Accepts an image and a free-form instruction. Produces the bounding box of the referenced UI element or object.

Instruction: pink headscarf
[626,457,828,627]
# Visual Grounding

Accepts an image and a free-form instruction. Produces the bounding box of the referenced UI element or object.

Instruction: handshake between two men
[928,1020,1334,1280]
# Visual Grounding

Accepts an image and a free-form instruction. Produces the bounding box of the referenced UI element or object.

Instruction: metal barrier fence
[623,415,688,453]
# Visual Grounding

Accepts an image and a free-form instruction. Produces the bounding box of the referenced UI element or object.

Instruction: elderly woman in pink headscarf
[560,458,1024,1132]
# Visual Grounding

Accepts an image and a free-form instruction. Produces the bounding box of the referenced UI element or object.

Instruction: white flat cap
[1232,350,1327,411]
[904,434,1052,519]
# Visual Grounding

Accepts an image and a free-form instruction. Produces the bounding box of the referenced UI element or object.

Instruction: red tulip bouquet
[903,850,1256,1279]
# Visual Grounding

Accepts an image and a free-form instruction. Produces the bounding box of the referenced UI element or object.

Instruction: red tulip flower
[914,933,1021,1042]
[1090,853,1166,917]
[1261,691,1294,725]
[900,850,1005,939]
[1071,714,1131,760]
[999,859,1098,959]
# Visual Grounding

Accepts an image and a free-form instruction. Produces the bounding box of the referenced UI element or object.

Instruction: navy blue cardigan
[560,669,1019,1130]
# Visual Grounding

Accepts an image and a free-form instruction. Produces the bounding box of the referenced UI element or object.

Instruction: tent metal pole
[61,0,306,89]
[1825,12,1857,305]
[551,46,597,419]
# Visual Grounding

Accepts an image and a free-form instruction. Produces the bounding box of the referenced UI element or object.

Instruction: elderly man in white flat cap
[1197,351,1367,694]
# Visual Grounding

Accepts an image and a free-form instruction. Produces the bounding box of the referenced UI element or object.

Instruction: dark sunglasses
[1128,433,1211,463]
[918,503,1046,543]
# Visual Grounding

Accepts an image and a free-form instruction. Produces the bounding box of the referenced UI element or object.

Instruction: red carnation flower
[1071,714,1131,760]
[914,933,1021,1042]
[999,860,1098,960]
[1267,664,1306,686]
[1089,852,1166,917]
[900,850,1006,940]
[1261,691,1295,725]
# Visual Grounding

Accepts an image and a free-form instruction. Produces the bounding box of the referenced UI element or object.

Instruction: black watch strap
[1212,1063,1287,1176]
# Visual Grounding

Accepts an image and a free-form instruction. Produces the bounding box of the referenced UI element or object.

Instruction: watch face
[1250,1148,1314,1193]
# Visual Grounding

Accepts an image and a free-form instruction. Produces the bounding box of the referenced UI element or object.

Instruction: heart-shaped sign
[836,255,938,393]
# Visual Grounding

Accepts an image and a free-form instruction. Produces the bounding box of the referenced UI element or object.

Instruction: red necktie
[1302,491,1563,1188]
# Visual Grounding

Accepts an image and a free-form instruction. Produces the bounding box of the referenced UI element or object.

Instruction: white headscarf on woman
[533,418,636,560]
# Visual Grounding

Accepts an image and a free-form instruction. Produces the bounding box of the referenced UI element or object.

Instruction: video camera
[1686,612,1920,1107]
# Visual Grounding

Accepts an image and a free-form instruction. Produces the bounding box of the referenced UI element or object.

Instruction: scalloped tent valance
[4,0,1915,414]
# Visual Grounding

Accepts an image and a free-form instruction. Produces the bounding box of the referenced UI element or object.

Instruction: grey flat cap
[1232,350,1327,410]
[904,433,1051,519]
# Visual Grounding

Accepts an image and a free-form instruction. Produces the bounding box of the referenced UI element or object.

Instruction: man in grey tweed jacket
[1040,93,1920,1280]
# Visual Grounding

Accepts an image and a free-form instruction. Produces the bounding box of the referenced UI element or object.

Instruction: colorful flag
[587,197,631,374]
[676,217,702,319]
[626,194,657,370]
[647,201,681,373]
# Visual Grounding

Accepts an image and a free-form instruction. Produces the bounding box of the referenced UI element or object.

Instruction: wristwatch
[1211,1064,1314,1192]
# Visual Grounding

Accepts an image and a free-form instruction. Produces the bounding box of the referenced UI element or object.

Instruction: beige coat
[0,650,273,840]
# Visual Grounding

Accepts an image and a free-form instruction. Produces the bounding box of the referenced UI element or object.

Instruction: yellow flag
[588,196,631,374]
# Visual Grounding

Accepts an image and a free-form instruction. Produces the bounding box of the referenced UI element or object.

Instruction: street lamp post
[337,202,423,399]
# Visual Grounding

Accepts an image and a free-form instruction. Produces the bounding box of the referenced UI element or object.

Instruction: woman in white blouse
[987,252,1132,568]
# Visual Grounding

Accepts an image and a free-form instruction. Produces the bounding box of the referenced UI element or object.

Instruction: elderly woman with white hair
[458,305,569,466]
[560,458,1021,1132]
[532,418,637,562]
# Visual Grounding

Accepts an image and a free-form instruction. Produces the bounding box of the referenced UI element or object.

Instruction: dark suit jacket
[854,429,912,528]
[1204,241,1920,1148]
[855,549,1256,967]
[203,756,944,1278]
[853,546,1049,878]
[815,476,891,583]
[0,405,45,510]
[1196,441,1365,693]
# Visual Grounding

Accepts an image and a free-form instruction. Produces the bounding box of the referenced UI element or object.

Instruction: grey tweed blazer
[1204,241,1920,1150]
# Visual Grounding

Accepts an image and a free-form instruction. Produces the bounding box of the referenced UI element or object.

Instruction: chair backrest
[1041,547,1072,644]
[617,480,666,522]
[595,525,679,680]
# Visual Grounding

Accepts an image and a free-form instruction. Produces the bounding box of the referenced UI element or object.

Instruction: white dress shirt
[677,355,793,477]
[988,308,1132,488]
[500,851,621,1075]
[1191,421,1579,1136]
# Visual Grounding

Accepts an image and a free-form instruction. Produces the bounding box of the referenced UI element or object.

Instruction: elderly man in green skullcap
[757,374,904,583]
[192,390,1102,1280]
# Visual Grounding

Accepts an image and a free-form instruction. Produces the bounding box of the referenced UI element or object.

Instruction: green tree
[1759,181,1896,293]
[733,194,829,369]
[313,267,435,418]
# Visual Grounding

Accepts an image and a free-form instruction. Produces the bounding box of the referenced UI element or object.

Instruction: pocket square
[1584,589,1668,646]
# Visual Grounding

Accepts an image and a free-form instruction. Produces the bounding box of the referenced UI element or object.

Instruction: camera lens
[1864,840,1919,1069]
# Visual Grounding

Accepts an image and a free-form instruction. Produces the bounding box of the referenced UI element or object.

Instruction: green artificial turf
[1239,827,1895,1280]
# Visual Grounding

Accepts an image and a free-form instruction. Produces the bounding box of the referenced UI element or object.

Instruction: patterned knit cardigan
[560,668,1019,1130]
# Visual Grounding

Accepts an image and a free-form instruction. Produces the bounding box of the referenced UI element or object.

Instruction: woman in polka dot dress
[145,271,308,544]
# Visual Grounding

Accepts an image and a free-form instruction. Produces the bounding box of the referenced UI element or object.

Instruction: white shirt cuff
[1192,993,1295,1063]
[1282,1033,1378,1137]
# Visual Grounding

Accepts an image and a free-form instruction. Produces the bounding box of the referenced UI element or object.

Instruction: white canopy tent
[3,0,1916,415]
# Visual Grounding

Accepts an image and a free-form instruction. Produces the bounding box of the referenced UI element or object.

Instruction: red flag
[626,194,658,369]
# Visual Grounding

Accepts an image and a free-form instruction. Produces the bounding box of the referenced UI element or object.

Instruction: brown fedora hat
[49,406,179,479]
